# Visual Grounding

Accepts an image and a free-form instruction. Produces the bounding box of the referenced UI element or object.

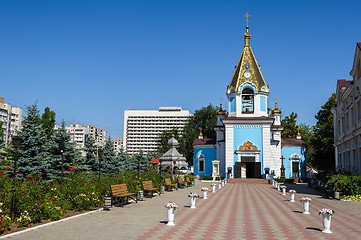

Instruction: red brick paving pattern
[137,183,361,240]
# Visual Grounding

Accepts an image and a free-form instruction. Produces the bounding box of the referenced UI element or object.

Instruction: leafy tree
[281,112,298,138]
[156,128,182,155]
[308,93,336,170]
[155,104,218,166]
[41,107,56,140]
[16,104,47,178]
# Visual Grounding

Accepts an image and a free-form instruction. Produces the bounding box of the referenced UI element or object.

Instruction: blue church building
[193,22,307,180]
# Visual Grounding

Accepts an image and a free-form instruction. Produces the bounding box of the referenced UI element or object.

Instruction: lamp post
[58,139,65,193]
[280,156,285,178]
[98,149,103,182]
[159,159,162,193]
[11,135,22,220]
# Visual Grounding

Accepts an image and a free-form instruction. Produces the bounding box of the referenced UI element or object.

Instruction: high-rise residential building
[0,97,22,145]
[54,123,107,150]
[123,107,191,155]
[112,138,123,152]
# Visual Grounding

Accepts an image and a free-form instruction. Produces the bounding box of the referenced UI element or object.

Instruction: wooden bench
[111,184,137,208]
[142,180,159,198]
[185,176,192,187]
[178,177,186,188]
[165,178,175,191]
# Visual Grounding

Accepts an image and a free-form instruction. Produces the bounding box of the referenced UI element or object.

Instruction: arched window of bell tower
[242,88,254,113]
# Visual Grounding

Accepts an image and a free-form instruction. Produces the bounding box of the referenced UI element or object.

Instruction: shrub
[327,174,361,196]
[285,178,295,184]
[202,176,213,180]
[274,178,286,183]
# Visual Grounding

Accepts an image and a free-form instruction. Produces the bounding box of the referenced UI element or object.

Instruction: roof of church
[282,138,307,146]
[223,116,274,121]
[227,25,267,93]
[193,138,216,146]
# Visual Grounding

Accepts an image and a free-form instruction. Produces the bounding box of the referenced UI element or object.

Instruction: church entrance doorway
[234,157,261,179]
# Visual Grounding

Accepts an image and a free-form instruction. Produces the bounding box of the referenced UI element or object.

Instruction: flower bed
[0,170,166,236]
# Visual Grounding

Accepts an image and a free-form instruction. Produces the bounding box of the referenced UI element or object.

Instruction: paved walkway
[4,181,361,240]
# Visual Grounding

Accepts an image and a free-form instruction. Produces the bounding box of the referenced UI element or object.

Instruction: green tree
[0,121,4,148]
[281,112,298,138]
[79,136,98,172]
[156,128,182,155]
[308,93,336,170]
[155,104,218,166]
[41,107,56,140]
[16,104,47,178]
[45,120,79,178]
[101,138,120,174]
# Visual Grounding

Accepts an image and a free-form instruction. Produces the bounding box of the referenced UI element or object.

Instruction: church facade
[193,23,307,179]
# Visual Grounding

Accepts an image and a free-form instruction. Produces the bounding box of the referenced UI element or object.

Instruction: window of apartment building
[346,112,349,129]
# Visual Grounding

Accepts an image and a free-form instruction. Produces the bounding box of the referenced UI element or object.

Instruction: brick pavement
[4,181,361,240]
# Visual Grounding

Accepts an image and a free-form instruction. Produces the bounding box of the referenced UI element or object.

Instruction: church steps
[228,178,268,184]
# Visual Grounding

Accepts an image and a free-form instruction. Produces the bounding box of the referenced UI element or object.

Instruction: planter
[103,196,112,210]
[321,214,332,233]
[138,190,145,201]
[218,182,222,190]
[222,181,224,187]
[272,180,275,186]
[277,184,280,191]
[303,201,310,214]
[190,197,197,208]
[290,193,295,202]
[282,187,286,195]
[167,208,175,226]
[203,191,208,199]
[212,185,216,193]
[334,191,340,200]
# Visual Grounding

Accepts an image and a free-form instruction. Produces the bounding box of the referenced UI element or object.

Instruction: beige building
[55,123,107,150]
[112,138,123,152]
[0,98,22,145]
[123,107,191,155]
[333,42,361,175]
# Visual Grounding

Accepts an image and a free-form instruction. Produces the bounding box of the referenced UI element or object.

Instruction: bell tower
[226,13,269,118]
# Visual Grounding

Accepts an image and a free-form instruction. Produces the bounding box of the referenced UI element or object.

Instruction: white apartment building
[112,138,123,152]
[333,42,361,175]
[55,123,107,150]
[0,98,22,145]
[123,107,191,155]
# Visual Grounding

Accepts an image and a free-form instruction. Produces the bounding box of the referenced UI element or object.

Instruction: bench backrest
[142,180,154,190]
[178,177,184,184]
[165,178,172,185]
[111,184,129,196]
[186,177,190,182]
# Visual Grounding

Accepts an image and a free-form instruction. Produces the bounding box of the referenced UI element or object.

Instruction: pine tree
[116,147,129,172]
[101,138,120,174]
[17,104,47,178]
[44,120,79,178]
[79,136,97,172]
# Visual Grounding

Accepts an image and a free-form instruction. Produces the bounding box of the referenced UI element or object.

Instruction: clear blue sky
[1,0,361,139]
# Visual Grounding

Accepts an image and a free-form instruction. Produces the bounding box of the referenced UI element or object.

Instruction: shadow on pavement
[306,227,322,232]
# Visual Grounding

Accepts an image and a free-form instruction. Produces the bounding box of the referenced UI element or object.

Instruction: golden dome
[272,102,282,115]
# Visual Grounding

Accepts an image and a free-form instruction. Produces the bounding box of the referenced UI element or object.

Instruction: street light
[98,149,103,181]
[159,159,162,193]
[280,156,285,178]
[11,135,22,220]
[58,139,65,193]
